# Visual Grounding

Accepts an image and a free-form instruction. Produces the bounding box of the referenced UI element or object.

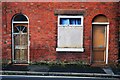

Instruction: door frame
[12,15,30,64]
[91,22,109,64]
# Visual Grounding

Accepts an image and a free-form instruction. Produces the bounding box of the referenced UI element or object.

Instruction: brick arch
[88,9,110,24]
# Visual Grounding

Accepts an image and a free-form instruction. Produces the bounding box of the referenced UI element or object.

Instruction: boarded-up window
[56,16,84,52]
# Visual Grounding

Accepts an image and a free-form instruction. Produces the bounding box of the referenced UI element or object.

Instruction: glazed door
[92,25,107,64]
[13,24,28,63]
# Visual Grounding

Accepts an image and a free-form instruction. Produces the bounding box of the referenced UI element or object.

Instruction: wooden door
[92,25,107,64]
[13,24,28,63]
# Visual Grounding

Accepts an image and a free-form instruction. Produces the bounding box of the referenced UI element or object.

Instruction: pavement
[1,64,120,78]
[1,75,119,80]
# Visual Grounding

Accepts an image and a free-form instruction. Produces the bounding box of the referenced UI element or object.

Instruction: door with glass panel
[13,24,28,63]
[12,14,29,64]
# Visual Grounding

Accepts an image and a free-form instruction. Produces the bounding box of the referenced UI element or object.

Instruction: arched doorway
[12,13,29,64]
[92,14,109,65]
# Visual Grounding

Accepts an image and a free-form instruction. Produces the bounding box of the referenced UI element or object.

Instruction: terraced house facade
[1,2,120,66]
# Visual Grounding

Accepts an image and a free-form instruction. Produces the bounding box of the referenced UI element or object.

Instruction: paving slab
[102,67,114,75]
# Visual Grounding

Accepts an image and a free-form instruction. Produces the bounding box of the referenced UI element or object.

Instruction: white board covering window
[56,15,84,52]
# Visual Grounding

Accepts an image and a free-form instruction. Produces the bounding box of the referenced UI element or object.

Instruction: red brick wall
[0,2,2,63]
[2,2,119,65]
[118,1,120,60]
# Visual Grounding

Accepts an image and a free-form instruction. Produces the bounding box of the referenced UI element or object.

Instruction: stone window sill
[56,48,84,52]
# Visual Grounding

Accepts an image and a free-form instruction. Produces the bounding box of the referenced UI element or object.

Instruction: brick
[1,2,120,65]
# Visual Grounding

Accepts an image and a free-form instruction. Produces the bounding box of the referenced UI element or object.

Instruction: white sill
[58,25,83,27]
[56,48,84,52]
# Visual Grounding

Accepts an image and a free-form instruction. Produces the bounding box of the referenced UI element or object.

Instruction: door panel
[92,25,106,63]
[13,24,28,63]
[93,49,105,62]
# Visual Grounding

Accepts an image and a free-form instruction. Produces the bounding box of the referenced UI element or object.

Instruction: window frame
[58,15,83,27]
[56,15,84,52]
